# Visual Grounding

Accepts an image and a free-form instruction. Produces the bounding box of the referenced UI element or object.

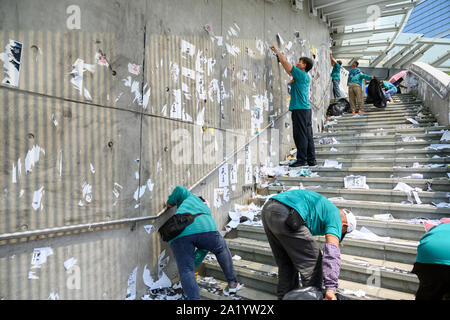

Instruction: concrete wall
[0,0,331,299]
[407,62,450,126]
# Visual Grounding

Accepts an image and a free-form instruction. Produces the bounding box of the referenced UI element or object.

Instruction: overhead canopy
[307,0,450,71]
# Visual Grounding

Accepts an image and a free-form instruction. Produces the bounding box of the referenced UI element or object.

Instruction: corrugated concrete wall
[0,0,331,299]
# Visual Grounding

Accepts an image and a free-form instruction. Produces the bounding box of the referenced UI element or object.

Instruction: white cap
[343,209,357,234]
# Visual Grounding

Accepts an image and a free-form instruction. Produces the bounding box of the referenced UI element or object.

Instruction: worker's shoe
[223,282,239,296]
[289,160,308,168]
[308,160,317,167]
[358,109,364,114]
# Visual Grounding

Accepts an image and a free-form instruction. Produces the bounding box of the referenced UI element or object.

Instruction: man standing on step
[270,45,317,168]
[348,70,374,114]
[330,53,342,99]
[261,189,357,300]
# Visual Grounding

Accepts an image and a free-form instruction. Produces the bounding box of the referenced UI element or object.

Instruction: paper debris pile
[141,282,186,300]
[225,203,263,232]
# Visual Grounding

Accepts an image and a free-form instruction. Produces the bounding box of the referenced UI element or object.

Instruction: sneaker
[352,111,355,114]
[289,160,308,168]
[308,160,317,167]
[358,109,364,114]
[223,282,238,296]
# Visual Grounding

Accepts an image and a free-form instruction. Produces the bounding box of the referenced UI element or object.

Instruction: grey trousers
[261,199,323,299]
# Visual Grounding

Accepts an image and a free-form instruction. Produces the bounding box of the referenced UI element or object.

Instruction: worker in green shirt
[269,45,316,168]
[330,53,342,98]
[348,71,374,114]
[164,186,238,299]
[380,80,397,103]
[261,189,357,300]
[411,222,450,300]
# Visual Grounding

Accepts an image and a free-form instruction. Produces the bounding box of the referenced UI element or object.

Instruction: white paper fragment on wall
[170,89,182,119]
[143,264,172,290]
[214,188,223,208]
[28,271,39,280]
[64,257,77,270]
[245,165,253,184]
[196,107,205,126]
[51,114,58,127]
[181,40,195,57]
[143,225,154,235]
[90,163,95,174]
[1,40,22,87]
[142,84,151,110]
[230,164,237,184]
[48,292,60,300]
[196,73,206,100]
[170,62,180,82]
[125,267,138,300]
[128,63,141,75]
[82,182,92,203]
[69,58,95,101]
[219,164,229,188]
[225,43,240,56]
[215,36,223,46]
[133,185,147,201]
[182,66,196,80]
[25,145,46,174]
[31,247,53,269]
[32,186,45,211]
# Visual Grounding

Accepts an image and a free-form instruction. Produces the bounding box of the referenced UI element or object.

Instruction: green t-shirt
[416,223,450,266]
[289,66,310,110]
[349,72,372,88]
[382,81,396,91]
[271,189,342,241]
[166,186,218,243]
[331,62,341,80]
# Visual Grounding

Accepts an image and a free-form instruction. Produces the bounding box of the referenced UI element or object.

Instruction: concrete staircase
[199,93,450,300]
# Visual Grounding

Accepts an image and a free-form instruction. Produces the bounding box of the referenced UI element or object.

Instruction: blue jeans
[170,231,237,300]
[385,88,397,100]
[332,78,341,98]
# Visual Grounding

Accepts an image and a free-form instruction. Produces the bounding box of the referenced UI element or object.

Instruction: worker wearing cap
[261,189,356,300]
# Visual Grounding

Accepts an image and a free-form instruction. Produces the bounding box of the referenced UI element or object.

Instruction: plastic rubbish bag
[282,286,323,300]
[326,98,350,116]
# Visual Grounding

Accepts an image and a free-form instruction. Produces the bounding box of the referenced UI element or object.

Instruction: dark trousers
[261,199,323,299]
[291,109,316,163]
[412,262,450,300]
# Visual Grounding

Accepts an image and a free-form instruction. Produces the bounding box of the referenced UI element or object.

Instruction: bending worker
[164,185,239,299]
[261,189,356,300]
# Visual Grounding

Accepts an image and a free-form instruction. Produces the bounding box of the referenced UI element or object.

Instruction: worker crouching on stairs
[261,189,356,300]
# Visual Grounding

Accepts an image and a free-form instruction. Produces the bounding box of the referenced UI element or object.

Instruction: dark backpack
[158,213,204,242]
[366,78,387,108]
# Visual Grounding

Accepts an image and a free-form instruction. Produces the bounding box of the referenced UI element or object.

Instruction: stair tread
[202,258,415,300]
[199,278,277,300]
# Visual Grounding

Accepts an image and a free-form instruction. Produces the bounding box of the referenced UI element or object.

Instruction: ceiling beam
[392,43,426,69]
[399,44,433,69]
[332,26,399,41]
[383,35,424,68]
[430,50,450,67]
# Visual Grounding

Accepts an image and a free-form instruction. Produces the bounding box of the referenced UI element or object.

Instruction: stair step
[285,166,449,179]
[315,141,446,152]
[249,196,450,220]
[203,256,416,299]
[321,125,450,136]
[266,186,449,204]
[306,158,448,168]
[237,216,425,242]
[199,277,277,300]
[315,148,449,159]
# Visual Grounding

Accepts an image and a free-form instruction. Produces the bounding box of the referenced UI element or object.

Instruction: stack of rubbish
[225,203,263,233]
[319,137,340,145]
[141,282,186,300]
[197,274,244,299]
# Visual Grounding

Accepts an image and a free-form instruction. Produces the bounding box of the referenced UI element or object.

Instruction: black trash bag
[326,98,351,116]
[366,78,387,108]
[282,286,324,300]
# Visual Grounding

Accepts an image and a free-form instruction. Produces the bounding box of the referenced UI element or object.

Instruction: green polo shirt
[416,223,450,266]
[166,186,218,243]
[289,66,310,110]
[331,62,341,80]
[271,189,342,241]
[349,72,372,88]
[382,81,397,91]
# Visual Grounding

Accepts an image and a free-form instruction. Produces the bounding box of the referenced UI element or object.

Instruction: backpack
[366,78,387,108]
[158,213,204,242]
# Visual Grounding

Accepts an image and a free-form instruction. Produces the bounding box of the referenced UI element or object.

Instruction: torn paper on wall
[25,145,46,174]
[0,40,22,87]
[214,188,223,208]
[128,63,141,75]
[181,40,195,57]
[32,186,45,211]
[64,257,77,270]
[69,58,95,101]
[219,164,229,188]
[31,247,53,269]
[125,267,138,300]
[95,52,109,67]
[144,225,155,235]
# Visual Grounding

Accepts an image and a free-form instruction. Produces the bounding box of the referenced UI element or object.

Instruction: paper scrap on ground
[344,175,369,189]
[125,267,138,300]
[440,130,450,141]
[346,226,390,242]
[393,182,422,204]
[323,159,342,169]
[427,144,450,150]
[225,203,262,232]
